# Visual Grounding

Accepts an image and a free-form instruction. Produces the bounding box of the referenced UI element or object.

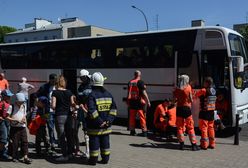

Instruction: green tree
[0,26,17,43]
[238,25,248,41]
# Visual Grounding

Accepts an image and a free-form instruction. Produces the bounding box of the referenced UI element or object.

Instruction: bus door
[201,50,231,125]
[63,69,77,95]
[177,51,201,126]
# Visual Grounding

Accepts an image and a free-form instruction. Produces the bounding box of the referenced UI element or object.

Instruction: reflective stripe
[209,137,215,141]
[91,110,99,119]
[178,134,184,138]
[189,134,196,137]
[96,98,112,105]
[96,98,112,112]
[101,148,110,155]
[87,128,112,135]
[109,109,117,116]
[200,138,209,141]
[90,150,99,157]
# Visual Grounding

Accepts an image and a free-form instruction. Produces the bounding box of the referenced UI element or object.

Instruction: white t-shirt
[7,104,27,127]
[49,85,55,113]
[18,82,34,99]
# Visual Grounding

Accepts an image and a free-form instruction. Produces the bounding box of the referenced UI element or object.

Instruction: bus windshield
[229,33,248,63]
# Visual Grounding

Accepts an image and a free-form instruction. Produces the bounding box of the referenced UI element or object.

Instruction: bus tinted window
[0,30,197,69]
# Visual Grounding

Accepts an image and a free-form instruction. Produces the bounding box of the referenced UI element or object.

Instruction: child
[0,90,13,160]
[34,96,50,155]
[153,99,176,138]
[6,93,32,164]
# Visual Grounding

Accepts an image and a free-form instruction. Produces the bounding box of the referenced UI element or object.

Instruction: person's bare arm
[142,90,151,107]
[51,96,56,110]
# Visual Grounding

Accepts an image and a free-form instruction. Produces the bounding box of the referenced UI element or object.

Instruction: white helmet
[80,69,91,77]
[92,72,106,86]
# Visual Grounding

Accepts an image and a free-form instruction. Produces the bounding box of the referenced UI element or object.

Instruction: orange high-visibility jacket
[128,79,141,101]
[196,88,217,111]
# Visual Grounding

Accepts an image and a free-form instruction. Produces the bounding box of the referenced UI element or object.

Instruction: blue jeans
[55,115,73,156]
[0,120,9,144]
[0,120,9,157]
[47,113,56,146]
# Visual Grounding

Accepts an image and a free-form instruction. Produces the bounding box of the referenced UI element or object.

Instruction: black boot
[179,142,184,150]
[192,143,200,151]
[130,130,136,136]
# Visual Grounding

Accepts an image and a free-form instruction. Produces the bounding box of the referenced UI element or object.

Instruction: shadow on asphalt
[129,142,193,151]
[215,127,241,138]
[45,155,88,165]
[111,131,130,136]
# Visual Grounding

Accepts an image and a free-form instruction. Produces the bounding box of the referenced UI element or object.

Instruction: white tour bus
[0,26,248,127]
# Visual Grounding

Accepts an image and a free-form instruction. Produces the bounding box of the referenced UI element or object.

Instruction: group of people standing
[127,71,221,151]
[0,68,228,165]
[0,70,117,166]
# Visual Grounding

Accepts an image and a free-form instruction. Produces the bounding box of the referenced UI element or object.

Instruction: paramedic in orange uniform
[195,77,217,150]
[127,70,150,137]
[0,73,9,91]
[173,75,199,151]
[153,99,176,134]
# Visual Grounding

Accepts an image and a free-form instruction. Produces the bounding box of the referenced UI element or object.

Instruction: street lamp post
[131,5,149,31]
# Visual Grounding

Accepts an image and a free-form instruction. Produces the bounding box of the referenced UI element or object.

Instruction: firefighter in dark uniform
[86,72,117,165]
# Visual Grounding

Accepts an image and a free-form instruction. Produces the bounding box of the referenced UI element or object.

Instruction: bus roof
[0,26,242,46]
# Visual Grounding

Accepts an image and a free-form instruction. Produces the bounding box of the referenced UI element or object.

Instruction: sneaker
[12,158,18,163]
[130,130,136,136]
[2,153,10,160]
[56,155,69,162]
[81,152,90,159]
[192,144,200,151]
[23,157,32,164]
[142,131,148,137]
[179,142,184,150]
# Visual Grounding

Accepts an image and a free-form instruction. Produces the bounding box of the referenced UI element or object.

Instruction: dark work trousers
[89,134,110,164]
[55,115,73,157]
[35,125,50,154]
[9,127,29,159]
[71,117,80,153]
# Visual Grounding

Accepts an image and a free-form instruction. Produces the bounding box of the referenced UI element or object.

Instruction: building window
[24,38,28,42]
[15,39,19,42]
[53,35,57,39]
[44,36,48,40]
[8,40,12,43]
[34,37,37,41]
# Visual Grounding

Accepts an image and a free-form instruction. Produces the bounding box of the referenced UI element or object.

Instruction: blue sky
[0,0,248,32]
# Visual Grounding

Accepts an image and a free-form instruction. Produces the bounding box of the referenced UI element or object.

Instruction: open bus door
[63,69,77,95]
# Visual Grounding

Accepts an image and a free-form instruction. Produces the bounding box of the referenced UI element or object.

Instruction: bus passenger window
[91,49,103,67]
[116,48,130,67]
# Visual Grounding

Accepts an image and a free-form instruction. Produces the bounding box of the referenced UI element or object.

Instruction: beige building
[4,17,122,43]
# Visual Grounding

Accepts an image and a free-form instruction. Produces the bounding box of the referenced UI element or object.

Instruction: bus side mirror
[237,56,244,73]
[231,56,245,89]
